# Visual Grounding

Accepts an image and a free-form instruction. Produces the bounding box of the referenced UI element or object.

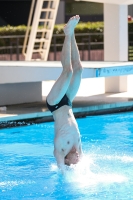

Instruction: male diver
[46,15,83,172]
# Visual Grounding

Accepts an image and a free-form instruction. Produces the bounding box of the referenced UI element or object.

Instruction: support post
[104,4,128,93]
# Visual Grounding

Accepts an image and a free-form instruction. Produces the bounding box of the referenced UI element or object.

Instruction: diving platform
[0,61,133,106]
[1,61,133,84]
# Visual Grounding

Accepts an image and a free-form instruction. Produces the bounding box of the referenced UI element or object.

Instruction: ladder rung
[39,19,53,22]
[35,38,48,42]
[41,8,55,12]
[43,0,58,1]
[37,29,50,32]
[33,49,45,53]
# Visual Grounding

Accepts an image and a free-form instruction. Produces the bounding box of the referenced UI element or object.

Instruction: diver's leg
[47,17,76,105]
[66,15,83,102]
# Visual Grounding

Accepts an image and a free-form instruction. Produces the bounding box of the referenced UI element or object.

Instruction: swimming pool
[0,112,133,200]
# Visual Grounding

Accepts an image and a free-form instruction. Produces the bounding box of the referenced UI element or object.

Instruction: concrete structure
[55,0,65,24]
[82,0,133,4]
[1,61,133,106]
[0,0,133,108]
[78,0,133,94]
[1,91,133,123]
[57,1,133,24]
[128,4,133,16]
[104,4,128,93]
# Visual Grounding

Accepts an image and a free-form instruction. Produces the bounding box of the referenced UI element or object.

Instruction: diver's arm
[79,143,83,158]
[54,150,66,173]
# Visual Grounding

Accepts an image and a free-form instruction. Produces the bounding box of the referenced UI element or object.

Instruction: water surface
[0,112,133,199]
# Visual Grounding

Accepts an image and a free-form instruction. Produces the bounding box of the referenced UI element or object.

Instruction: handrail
[22,0,36,56]
[0,32,133,61]
[0,35,24,39]
[0,32,103,39]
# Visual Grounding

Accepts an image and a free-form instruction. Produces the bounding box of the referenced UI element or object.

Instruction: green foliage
[0,21,133,52]
[128,21,133,31]
[0,25,27,36]
[0,22,104,52]
[53,21,104,34]
[0,20,132,37]
[52,22,104,51]
[0,25,27,48]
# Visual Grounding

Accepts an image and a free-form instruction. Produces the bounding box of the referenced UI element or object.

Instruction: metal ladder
[22,0,60,61]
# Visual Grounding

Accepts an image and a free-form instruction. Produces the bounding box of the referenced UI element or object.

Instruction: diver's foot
[63,15,80,36]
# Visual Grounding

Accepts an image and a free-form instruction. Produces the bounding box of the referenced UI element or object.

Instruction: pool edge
[0,101,133,128]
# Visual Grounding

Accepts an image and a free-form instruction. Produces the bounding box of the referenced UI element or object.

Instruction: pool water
[0,112,133,200]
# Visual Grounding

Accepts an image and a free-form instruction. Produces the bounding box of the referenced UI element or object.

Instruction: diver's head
[65,147,79,166]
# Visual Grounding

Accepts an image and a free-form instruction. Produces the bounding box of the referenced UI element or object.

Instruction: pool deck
[0,91,133,126]
[1,60,133,127]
